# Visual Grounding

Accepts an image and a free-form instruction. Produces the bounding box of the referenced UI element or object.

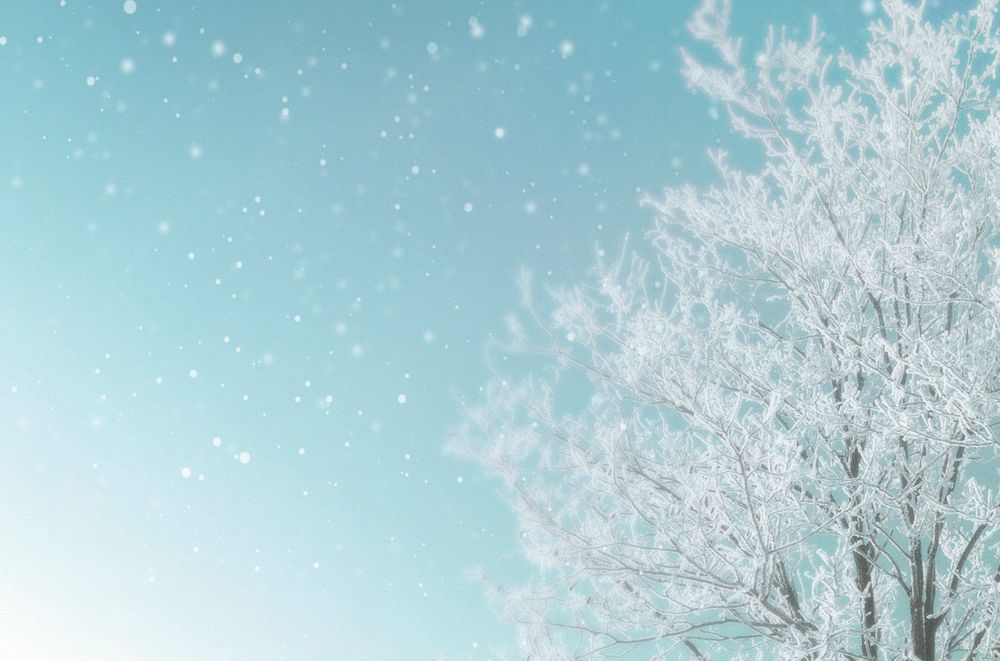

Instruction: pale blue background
[0,1,957,659]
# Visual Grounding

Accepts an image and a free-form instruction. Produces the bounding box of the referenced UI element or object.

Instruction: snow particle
[469,17,484,39]
[517,15,533,38]
[397,394,407,404]
[212,436,222,447]
[463,202,473,213]
[494,127,505,139]
[426,42,438,55]
[233,52,243,64]
[123,0,137,15]
[181,467,192,479]
[189,369,198,379]
[238,451,251,464]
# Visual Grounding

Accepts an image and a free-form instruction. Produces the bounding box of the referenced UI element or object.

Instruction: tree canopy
[456,1,1000,658]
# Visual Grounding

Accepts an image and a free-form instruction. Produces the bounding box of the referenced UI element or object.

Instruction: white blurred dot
[85,76,97,87]
[560,40,574,58]
[457,476,464,483]
[123,0,137,14]
[494,127,505,139]
[239,451,251,464]
[397,394,407,404]
[233,52,243,64]
[212,436,222,447]
[426,42,438,55]
[181,467,192,479]
[517,15,533,38]
[463,202,473,213]
[120,58,135,73]
[212,41,226,57]
[469,17,485,39]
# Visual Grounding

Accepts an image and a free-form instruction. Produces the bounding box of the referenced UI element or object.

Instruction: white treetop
[455,1,1000,658]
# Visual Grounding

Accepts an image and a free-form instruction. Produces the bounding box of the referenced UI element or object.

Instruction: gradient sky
[0,1,958,659]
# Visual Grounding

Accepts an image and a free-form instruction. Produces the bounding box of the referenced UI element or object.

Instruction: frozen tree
[454,1,1000,658]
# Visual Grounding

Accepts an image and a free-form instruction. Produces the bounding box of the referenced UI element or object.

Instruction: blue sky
[0,1,925,659]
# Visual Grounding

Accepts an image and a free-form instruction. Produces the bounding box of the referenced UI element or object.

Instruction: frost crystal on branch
[454,1,1000,659]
